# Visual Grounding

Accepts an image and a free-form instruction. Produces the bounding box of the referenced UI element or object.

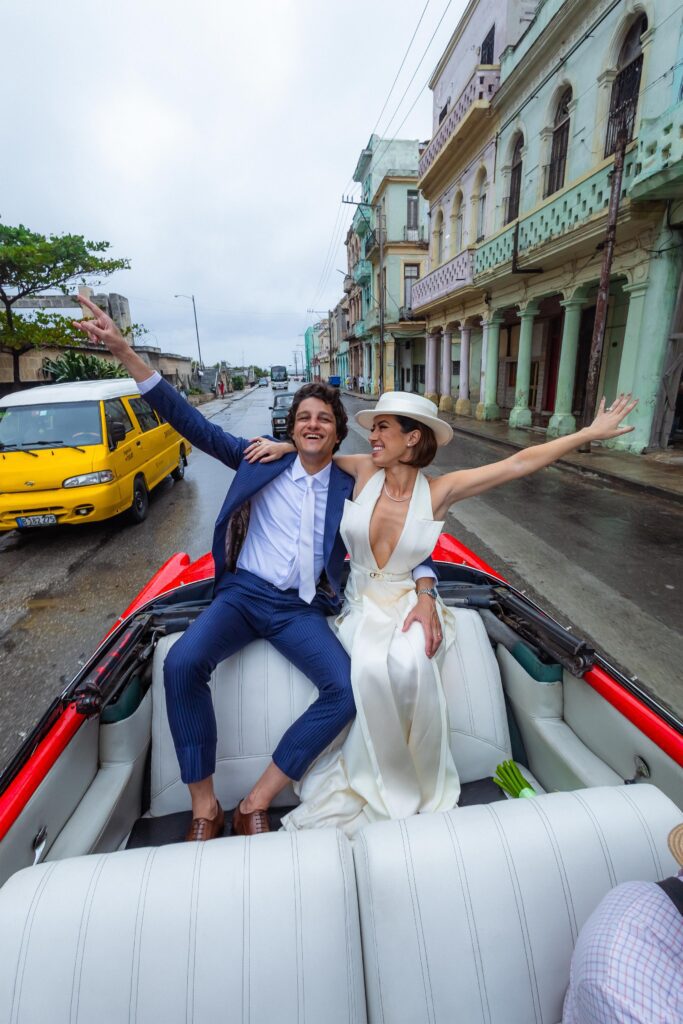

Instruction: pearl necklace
[383,483,411,503]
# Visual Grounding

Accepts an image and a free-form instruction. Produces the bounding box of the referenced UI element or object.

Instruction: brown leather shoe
[232,800,271,836]
[185,802,225,842]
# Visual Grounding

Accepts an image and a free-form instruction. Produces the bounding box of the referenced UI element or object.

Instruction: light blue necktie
[298,475,316,603]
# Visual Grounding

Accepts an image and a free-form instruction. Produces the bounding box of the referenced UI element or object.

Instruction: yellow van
[0,378,191,531]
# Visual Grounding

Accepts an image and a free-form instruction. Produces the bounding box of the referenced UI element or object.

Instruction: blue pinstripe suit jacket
[142,377,355,611]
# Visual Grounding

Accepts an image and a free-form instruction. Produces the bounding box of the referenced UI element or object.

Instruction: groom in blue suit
[74,294,438,840]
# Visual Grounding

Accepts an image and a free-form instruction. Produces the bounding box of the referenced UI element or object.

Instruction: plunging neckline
[367,470,418,571]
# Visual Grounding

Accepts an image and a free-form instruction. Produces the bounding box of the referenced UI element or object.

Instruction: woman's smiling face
[368,415,420,466]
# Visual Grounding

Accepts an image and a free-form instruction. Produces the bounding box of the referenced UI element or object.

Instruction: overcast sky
[4,0,467,369]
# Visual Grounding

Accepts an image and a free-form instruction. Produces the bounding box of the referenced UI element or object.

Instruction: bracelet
[416,587,438,600]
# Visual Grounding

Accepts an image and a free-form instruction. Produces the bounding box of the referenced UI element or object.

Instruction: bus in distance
[270,365,288,390]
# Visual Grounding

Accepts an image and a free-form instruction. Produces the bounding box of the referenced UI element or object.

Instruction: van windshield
[0,402,103,449]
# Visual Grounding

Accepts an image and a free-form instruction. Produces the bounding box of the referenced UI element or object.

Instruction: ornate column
[476,314,503,420]
[547,296,585,437]
[614,282,649,399]
[425,331,439,404]
[455,326,471,416]
[508,303,539,428]
[439,331,453,411]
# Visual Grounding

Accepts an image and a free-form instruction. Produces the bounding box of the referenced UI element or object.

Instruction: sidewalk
[343,389,683,504]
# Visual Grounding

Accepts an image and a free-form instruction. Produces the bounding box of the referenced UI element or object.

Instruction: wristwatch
[416,586,438,600]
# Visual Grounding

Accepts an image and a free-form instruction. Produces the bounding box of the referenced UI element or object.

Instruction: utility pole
[579,130,627,451]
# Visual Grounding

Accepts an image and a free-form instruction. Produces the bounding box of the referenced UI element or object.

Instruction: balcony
[410,248,475,312]
[365,308,378,331]
[418,66,500,191]
[403,225,427,244]
[630,99,683,201]
[352,258,371,284]
[353,319,366,339]
[342,274,354,294]
[364,230,378,257]
[475,152,639,279]
[399,305,413,321]
[352,206,372,237]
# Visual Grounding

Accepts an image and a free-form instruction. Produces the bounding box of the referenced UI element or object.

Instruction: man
[74,295,441,840]
[562,823,683,1023]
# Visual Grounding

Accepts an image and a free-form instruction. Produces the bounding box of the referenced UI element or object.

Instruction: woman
[246,390,637,836]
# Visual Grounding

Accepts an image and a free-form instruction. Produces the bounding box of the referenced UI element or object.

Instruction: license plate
[16,514,57,527]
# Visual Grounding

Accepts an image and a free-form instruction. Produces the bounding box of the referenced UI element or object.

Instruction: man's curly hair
[285,382,348,453]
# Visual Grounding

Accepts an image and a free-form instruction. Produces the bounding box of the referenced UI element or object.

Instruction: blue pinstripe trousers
[163,569,355,784]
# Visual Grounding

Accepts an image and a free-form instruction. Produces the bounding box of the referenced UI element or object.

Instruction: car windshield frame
[0,400,103,449]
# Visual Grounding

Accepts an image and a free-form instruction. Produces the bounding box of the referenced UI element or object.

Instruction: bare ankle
[241,796,267,814]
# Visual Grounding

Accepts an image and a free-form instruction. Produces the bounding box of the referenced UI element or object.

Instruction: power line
[369,0,432,139]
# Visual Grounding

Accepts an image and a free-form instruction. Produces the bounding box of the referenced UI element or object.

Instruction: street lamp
[174,293,204,368]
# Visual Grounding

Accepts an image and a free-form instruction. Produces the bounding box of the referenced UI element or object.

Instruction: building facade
[346,135,431,394]
[413,0,683,451]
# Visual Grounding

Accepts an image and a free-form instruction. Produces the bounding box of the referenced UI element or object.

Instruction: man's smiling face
[291,397,339,463]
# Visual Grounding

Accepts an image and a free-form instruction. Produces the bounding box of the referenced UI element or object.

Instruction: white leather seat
[0,829,366,1024]
[352,784,682,1024]
[149,608,515,815]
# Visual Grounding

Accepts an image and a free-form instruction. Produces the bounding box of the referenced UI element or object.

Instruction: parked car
[0,378,191,531]
[0,536,681,1024]
[258,377,268,387]
[270,392,294,438]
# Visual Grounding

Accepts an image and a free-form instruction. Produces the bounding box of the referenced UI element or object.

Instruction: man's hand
[72,294,130,355]
[403,590,442,659]
[72,294,156,385]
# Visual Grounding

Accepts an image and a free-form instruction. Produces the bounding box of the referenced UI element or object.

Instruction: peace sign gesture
[72,294,129,357]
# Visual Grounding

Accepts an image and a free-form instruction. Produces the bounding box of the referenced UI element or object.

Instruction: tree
[42,350,128,382]
[0,222,130,389]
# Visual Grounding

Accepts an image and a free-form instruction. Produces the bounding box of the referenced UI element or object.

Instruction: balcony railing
[403,225,427,243]
[352,206,372,237]
[343,274,354,294]
[364,231,378,256]
[419,66,500,181]
[410,249,475,311]
[353,319,366,339]
[352,258,371,284]
[475,153,637,277]
[631,97,683,199]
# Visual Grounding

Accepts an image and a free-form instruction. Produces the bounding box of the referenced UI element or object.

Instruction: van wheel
[128,476,149,524]
[171,447,185,482]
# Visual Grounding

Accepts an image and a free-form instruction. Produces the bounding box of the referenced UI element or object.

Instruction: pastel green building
[413,0,683,452]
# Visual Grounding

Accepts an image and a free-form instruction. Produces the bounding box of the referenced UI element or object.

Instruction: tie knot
[305,475,314,490]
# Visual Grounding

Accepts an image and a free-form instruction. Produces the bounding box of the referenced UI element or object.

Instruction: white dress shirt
[137,372,435,591]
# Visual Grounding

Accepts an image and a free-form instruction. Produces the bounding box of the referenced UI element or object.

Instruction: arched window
[506,135,524,222]
[605,14,648,155]
[451,191,464,254]
[476,177,488,241]
[545,88,572,196]
[433,210,444,265]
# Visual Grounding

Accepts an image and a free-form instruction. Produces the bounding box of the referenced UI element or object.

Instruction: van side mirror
[109,421,126,447]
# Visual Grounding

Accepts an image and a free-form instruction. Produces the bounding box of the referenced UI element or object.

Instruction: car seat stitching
[70,854,107,1024]
[526,799,578,942]
[11,863,57,1024]
[242,839,250,1024]
[358,833,385,1024]
[444,813,492,1023]
[336,830,357,1023]
[486,805,543,1023]
[613,787,665,878]
[399,820,436,1024]
[186,842,205,1024]
[570,791,617,888]
[129,847,158,1024]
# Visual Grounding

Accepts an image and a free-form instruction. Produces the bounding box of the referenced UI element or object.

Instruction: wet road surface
[0,384,681,772]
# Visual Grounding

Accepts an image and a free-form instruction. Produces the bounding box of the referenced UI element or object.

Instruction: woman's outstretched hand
[587,393,638,441]
[244,437,294,463]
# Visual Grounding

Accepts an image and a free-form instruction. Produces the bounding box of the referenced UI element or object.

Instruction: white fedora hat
[355,391,453,446]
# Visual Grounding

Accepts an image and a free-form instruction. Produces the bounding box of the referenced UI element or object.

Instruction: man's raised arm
[73,295,247,469]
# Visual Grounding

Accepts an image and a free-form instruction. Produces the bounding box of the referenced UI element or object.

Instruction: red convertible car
[0,537,680,1023]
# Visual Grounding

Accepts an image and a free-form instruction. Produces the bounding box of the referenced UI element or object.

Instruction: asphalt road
[0,383,681,773]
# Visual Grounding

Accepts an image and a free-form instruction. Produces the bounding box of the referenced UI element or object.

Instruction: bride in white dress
[247,390,637,836]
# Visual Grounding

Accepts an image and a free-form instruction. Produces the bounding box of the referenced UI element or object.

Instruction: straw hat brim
[355,406,453,446]
[668,822,683,866]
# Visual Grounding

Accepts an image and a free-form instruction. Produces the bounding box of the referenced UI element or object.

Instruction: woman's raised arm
[244,437,371,479]
[430,393,637,518]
